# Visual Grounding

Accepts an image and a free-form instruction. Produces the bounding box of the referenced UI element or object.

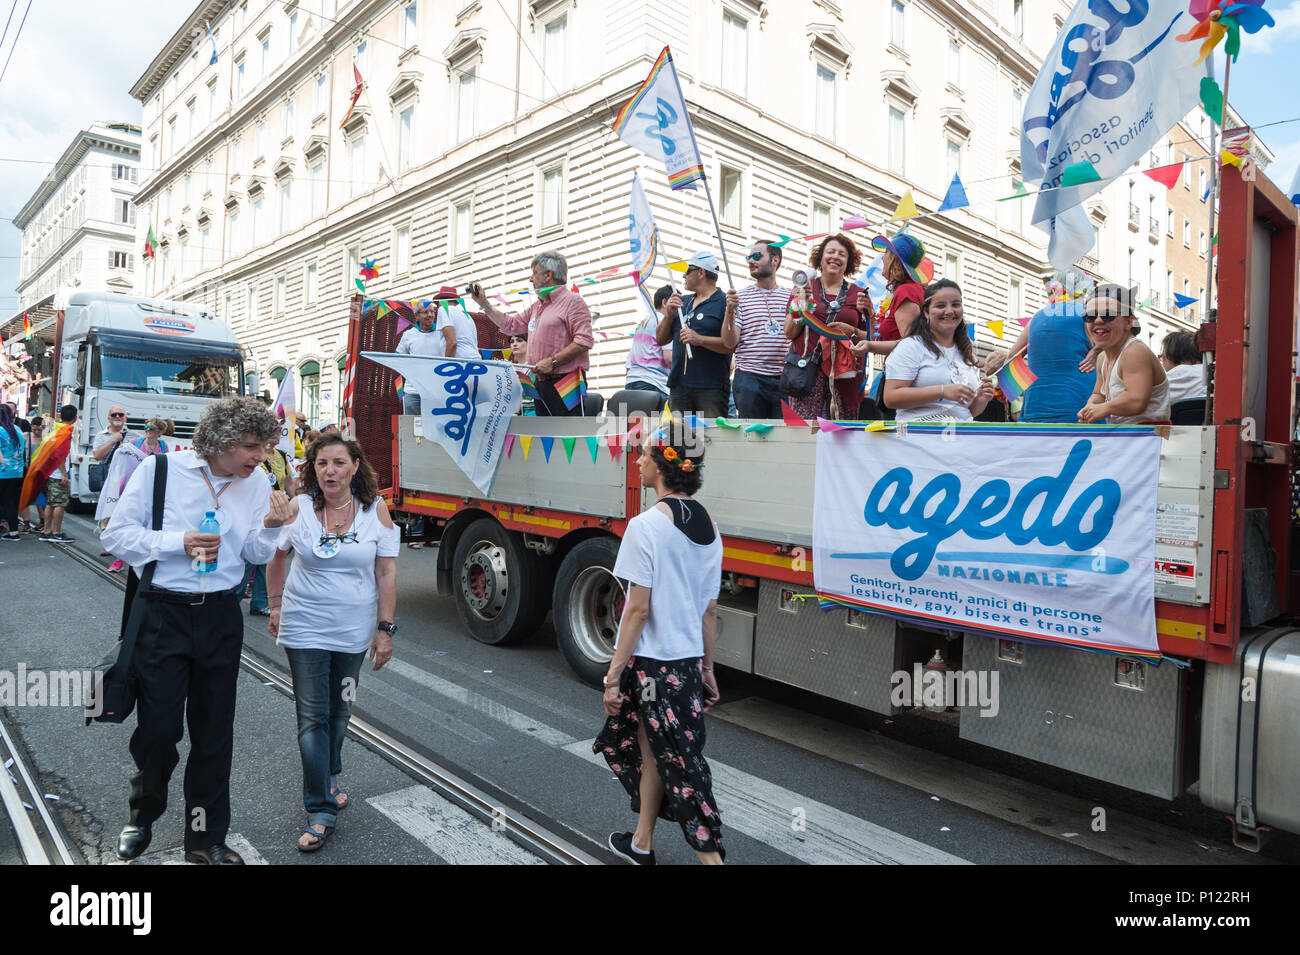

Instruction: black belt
[139,585,240,606]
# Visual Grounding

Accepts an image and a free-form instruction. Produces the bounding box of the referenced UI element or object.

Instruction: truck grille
[126,417,197,440]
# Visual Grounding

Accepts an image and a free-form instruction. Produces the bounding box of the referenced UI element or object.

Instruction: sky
[1,0,1299,321]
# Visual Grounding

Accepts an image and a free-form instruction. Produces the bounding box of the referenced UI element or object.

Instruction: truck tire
[450,518,548,646]
[553,537,624,687]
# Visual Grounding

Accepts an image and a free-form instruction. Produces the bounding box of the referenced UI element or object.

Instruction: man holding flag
[21,403,76,542]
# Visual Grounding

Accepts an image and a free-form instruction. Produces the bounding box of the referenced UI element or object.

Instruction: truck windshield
[92,345,241,397]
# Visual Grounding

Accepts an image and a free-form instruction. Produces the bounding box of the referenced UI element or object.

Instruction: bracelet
[602,677,619,688]
[940,385,945,400]
[702,665,714,671]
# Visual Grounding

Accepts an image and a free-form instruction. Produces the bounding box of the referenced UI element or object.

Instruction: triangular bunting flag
[629,269,642,285]
[1059,161,1101,188]
[585,435,601,462]
[1138,296,1154,309]
[519,435,534,460]
[816,417,848,433]
[502,348,513,361]
[1221,150,1243,169]
[659,403,672,426]
[842,214,872,230]
[988,320,1004,339]
[768,234,793,248]
[998,180,1030,202]
[890,190,919,221]
[667,261,688,272]
[937,174,969,213]
[540,436,555,461]
[607,434,623,461]
[561,436,576,462]
[1143,163,1183,189]
[1173,293,1198,309]
[781,401,809,428]
[503,434,516,458]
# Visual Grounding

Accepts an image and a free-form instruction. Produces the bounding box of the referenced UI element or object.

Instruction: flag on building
[143,225,157,260]
[22,312,31,340]
[1021,1,1208,269]
[612,47,705,191]
[340,63,364,129]
[271,373,296,456]
[205,21,219,65]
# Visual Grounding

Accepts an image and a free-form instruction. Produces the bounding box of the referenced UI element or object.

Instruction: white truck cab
[57,291,247,506]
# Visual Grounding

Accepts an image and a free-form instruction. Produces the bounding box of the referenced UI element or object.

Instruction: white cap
[685,251,720,273]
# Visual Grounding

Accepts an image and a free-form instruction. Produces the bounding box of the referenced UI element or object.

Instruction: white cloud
[1267,137,1300,199]
[1241,1,1300,56]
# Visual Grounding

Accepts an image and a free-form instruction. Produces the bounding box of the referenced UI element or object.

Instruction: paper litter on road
[483,669,493,674]
[44,793,59,801]
[21,802,33,810]
[1062,832,1079,838]
[931,796,940,801]
[3,758,12,769]
[940,826,951,832]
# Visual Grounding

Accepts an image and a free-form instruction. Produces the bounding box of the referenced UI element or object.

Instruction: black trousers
[533,376,584,416]
[127,592,243,850]
[0,476,21,531]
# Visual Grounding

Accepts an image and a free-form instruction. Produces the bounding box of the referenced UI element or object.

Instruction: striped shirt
[733,284,793,376]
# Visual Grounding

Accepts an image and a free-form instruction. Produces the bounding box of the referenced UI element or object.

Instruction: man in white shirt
[103,396,295,865]
[722,241,792,418]
[394,302,443,414]
[431,285,482,360]
[91,404,135,462]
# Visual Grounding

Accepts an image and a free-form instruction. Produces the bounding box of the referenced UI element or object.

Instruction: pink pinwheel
[1177,1,1275,64]
[358,258,380,281]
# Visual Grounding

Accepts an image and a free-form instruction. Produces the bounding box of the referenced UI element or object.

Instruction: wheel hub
[461,541,509,620]
[568,566,625,664]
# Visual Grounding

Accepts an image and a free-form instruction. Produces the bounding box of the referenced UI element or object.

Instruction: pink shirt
[498,287,594,374]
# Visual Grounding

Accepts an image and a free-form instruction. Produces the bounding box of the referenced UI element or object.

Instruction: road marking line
[386,658,578,748]
[369,785,544,865]
[136,833,269,866]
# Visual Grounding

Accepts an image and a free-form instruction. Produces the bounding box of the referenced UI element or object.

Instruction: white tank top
[1101,338,1170,424]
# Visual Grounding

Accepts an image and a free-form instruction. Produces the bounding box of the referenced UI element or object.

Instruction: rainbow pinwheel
[359,258,380,281]
[1177,0,1275,64]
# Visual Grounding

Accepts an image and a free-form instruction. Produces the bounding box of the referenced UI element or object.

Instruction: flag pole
[988,343,1029,380]
[699,173,736,289]
[1202,55,1227,425]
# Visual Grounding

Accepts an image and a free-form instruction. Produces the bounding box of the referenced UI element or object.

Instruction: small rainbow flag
[394,374,404,399]
[554,368,587,411]
[996,354,1037,403]
[791,300,854,340]
[517,370,542,402]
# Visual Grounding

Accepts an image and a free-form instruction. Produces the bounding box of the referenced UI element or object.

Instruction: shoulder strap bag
[86,454,168,725]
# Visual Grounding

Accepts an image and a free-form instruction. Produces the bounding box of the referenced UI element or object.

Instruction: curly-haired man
[103,397,296,864]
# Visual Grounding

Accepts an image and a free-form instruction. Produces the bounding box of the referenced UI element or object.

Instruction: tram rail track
[49,532,603,866]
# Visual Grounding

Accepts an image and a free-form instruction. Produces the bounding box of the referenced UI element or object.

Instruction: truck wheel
[553,537,624,687]
[451,518,548,646]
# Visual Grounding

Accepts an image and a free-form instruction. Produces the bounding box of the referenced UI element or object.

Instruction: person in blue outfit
[1007,270,1098,423]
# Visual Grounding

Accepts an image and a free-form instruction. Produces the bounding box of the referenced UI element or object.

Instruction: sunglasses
[685,265,701,274]
[109,412,126,418]
[746,251,766,262]
[317,531,359,547]
[1083,314,1121,325]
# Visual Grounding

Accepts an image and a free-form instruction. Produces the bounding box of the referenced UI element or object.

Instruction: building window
[811,202,831,235]
[541,165,564,228]
[349,133,366,197]
[306,260,318,303]
[890,0,905,48]
[721,11,747,96]
[246,285,258,329]
[278,178,292,233]
[228,209,240,256]
[393,224,411,275]
[179,238,189,278]
[288,11,298,53]
[187,103,196,141]
[719,164,742,229]
[109,251,132,270]
[1199,231,1207,256]
[283,98,295,140]
[453,200,472,257]
[947,39,961,89]
[888,106,905,173]
[184,174,192,207]
[1199,167,1207,200]
[232,134,242,173]
[401,1,418,49]
[112,163,137,182]
[168,117,177,158]
[1183,219,1191,247]
[345,244,359,293]
[456,68,477,142]
[355,38,367,74]
[235,56,245,98]
[1011,88,1023,132]
[1166,207,1174,236]
[310,159,325,217]
[314,72,327,116]
[251,195,263,246]
[814,64,836,141]
[260,35,270,79]
[541,14,568,93]
[115,198,136,226]
[208,81,218,121]
[397,104,414,170]
[1013,0,1024,39]
[946,138,962,181]
[1183,155,1191,189]
[199,226,209,270]
[275,274,286,314]
[255,120,266,158]
[300,361,320,424]
[1010,278,1022,318]
[944,252,961,283]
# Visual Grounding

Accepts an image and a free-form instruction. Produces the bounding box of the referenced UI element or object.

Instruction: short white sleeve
[376,517,400,557]
[613,515,655,588]
[885,336,925,381]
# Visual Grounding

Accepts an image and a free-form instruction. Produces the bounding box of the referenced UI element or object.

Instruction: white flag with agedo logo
[1022,0,1208,268]
[363,353,521,495]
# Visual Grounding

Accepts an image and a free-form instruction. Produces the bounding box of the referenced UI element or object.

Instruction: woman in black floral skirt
[594,418,724,865]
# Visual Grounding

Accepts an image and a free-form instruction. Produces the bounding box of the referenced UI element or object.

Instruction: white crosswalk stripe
[368,785,544,865]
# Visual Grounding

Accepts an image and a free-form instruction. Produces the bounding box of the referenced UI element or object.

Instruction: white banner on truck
[363,353,521,495]
[812,426,1161,655]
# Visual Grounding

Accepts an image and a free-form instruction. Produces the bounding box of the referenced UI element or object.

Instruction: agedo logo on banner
[812,427,1162,655]
[363,353,522,495]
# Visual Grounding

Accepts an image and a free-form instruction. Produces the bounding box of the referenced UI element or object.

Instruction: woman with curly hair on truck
[595,417,725,865]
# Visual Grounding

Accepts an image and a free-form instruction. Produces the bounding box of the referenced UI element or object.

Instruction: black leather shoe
[184,843,245,865]
[116,825,152,861]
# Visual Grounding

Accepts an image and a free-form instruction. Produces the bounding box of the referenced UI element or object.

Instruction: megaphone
[791,269,813,288]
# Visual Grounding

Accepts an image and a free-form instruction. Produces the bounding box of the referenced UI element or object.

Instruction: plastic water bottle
[196,510,220,575]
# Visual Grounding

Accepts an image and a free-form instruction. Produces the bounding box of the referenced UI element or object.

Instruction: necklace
[328,495,354,510]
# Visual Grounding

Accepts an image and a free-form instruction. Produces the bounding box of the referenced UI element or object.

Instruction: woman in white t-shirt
[595,419,725,865]
[267,434,399,852]
[883,279,995,422]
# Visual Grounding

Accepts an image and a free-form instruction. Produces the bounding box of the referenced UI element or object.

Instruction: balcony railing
[1128,203,1141,230]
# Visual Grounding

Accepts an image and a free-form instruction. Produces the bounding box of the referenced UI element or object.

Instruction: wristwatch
[377,621,398,637]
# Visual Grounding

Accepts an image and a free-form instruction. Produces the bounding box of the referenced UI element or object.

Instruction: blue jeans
[402,392,421,415]
[284,647,367,829]
[732,370,784,419]
[244,561,268,613]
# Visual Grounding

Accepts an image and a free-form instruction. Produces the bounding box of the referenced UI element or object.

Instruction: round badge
[797,359,808,368]
[313,537,340,560]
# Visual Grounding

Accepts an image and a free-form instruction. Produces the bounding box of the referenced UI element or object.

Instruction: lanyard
[199,467,232,511]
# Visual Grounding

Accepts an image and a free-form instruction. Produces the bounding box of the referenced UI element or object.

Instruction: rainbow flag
[394,374,404,399]
[996,354,1037,403]
[19,422,73,510]
[791,299,854,340]
[554,369,587,411]
[517,370,541,402]
[612,47,704,192]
